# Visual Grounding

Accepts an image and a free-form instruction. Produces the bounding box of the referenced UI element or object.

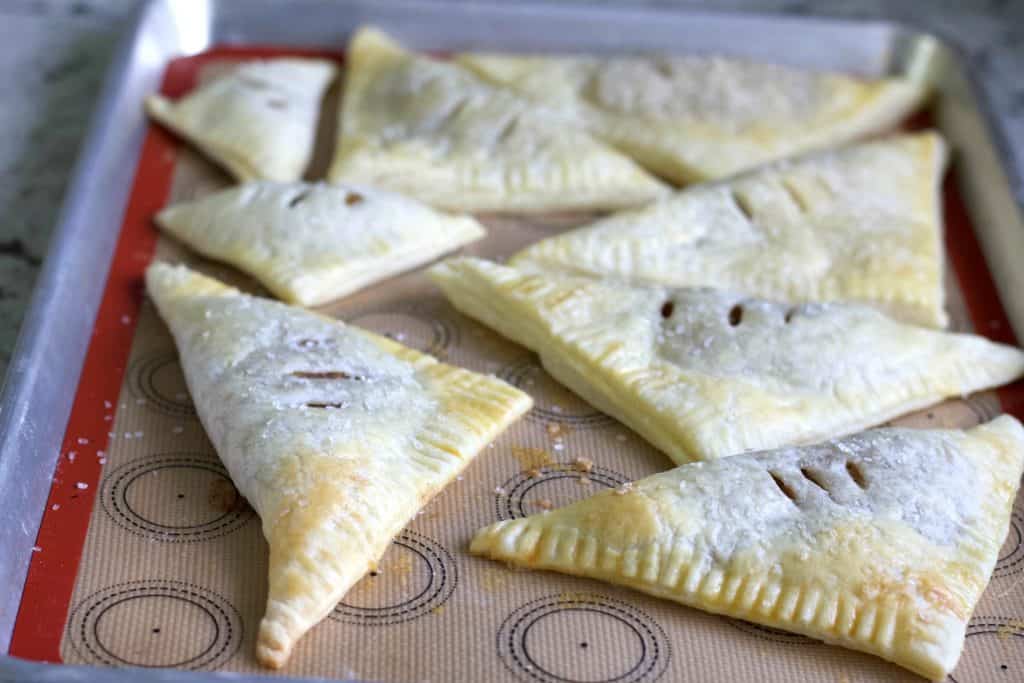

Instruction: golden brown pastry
[146,58,336,182]
[156,181,484,306]
[512,132,949,328]
[472,417,1024,680]
[327,27,668,212]
[458,50,926,183]
[146,262,532,668]
[431,257,1024,464]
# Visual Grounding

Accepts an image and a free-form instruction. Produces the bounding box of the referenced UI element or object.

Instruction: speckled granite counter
[0,0,1021,380]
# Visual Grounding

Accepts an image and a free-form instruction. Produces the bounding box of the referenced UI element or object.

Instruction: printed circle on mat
[347,307,457,356]
[101,453,254,542]
[994,506,1024,578]
[329,531,456,625]
[948,617,1024,682]
[496,466,630,520]
[498,593,669,683]
[498,359,614,428]
[128,352,196,417]
[964,393,1001,424]
[66,580,241,670]
[726,618,816,645]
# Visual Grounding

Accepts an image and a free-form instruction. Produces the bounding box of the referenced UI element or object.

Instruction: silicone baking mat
[8,48,1024,682]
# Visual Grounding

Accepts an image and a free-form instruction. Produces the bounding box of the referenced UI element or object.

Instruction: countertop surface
[0,0,1022,382]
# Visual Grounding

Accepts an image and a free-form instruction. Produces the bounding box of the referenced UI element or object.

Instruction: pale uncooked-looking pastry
[146,58,336,182]
[458,50,926,183]
[512,132,949,328]
[430,258,1024,464]
[472,417,1024,681]
[156,182,485,306]
[327,27,668,212]
[146,262,532,668]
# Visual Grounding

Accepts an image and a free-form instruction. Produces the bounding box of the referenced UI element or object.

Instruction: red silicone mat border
[7,45,343,663]
[7,46,1023,663]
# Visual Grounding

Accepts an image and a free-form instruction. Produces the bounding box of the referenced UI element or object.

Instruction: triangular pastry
[471,416,1024,681]
[156,181,485,306]
[512,132,949,327]
[146,58,336,182]
[146,262,532,668]
[431,257,1024,464]
[327,28,668,212]
[458,50,926,183]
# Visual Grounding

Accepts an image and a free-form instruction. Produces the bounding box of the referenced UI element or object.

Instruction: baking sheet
[3,1,1024,681]
[5,47,1024,683]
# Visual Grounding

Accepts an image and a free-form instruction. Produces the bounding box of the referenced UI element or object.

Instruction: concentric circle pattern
[66,580,242,670]
[127,352,196,417]
[726,619,816,645]
[100,453,255,542]
[329,531,457,626]
[948,617,1024,682]
[347,307,457,356]
[994,506,1024,578]
[498,593,670,683]
[496,465,629,521]
[499,359,614,428]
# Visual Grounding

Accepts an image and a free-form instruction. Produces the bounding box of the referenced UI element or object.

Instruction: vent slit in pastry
[845,460,868,489]
[781,178,811,212]
[431,258,1024,463]
[287,190,311,208]
[146,262,532,668]
[291,370,365,381]
[156,182,484,307]
[496,115,520,143]
[470,418,1024,680]
[768,470,799,504]
[731,190,755,221]
[799,466,833,497]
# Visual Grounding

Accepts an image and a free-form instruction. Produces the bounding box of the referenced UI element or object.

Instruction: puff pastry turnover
[146,262,532,668]
[458,50,926,183]
[327,27,668,212]
[156,182,485,306]
[512,132,949,328]
[431,258,1024,464]
[146,58,336,182]
[471,416,1024,680]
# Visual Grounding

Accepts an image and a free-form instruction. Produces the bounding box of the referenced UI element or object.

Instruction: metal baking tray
[2,0,1022,680]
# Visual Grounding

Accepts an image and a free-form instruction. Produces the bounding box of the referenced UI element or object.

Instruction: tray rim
[1,0,1022,680]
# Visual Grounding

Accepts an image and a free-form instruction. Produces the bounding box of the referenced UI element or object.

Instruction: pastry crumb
[534,498,554,510]
[572,457,593,473]
[614,482,634,495]
[577,475,592,486]
[527,467,543,479]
